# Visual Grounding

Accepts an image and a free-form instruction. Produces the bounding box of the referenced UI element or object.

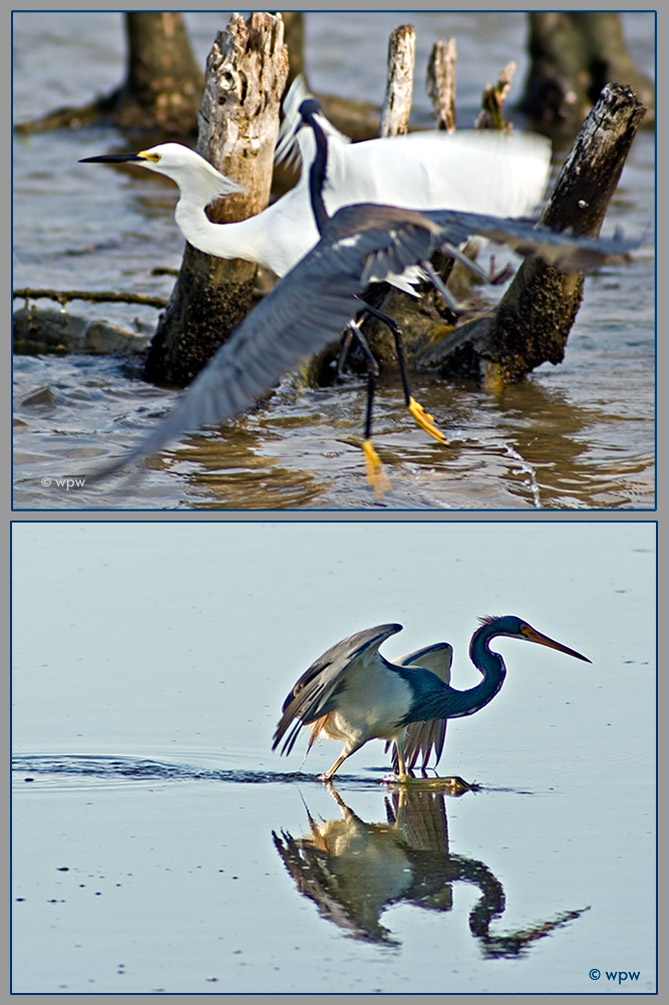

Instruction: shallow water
[11,521,657,993]
[12,12,655,510]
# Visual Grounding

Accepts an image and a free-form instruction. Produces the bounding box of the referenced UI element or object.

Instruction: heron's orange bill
[521,624,591,663]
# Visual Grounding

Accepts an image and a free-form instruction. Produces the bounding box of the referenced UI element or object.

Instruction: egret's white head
[80,142,246,207]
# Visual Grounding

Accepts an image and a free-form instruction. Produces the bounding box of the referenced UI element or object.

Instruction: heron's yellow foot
[362,439,391,497]
[408,396,449,445]
[383,774,476,795]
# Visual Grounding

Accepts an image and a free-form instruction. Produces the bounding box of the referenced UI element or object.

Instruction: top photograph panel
[12,11,655,511]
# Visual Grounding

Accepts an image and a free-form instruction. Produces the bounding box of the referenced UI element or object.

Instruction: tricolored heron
[79,76,551,284]
[272,616,591,781]
[85,192,638,483]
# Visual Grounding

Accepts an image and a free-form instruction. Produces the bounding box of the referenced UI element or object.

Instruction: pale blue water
[12,521,656,993]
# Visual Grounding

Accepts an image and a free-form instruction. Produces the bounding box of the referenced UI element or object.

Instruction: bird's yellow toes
[408,396,449,445]
[382,774,476,794]
[362,439,391,497]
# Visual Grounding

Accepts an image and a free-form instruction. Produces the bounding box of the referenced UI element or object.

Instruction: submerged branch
[13,287,167,309]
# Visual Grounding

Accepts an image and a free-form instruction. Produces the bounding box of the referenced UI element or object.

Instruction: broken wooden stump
[15,12,203,136]
[426,38,457,132]
[143,12,289,387]
[418,83,647,387]
[475,62,516,132]
[379,25,416,137]
[520,12,654,133]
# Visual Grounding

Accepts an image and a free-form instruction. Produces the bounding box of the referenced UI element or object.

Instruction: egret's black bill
[79,153,143,164]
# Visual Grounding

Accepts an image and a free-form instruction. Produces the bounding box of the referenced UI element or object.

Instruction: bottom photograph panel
[11,520,656,994]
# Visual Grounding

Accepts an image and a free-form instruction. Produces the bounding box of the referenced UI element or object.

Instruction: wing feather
[90,201,639,482]
[387,642,454,774]
[272,623,403,755]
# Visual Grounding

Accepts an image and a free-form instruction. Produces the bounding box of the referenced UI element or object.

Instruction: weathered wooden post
[426,38,457,132]
[419,83,647,386]
[144,12,289,386]
[379,25,416,137]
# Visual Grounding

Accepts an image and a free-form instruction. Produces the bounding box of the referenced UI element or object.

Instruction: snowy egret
[79,77,552,283]
[272,617,591,781]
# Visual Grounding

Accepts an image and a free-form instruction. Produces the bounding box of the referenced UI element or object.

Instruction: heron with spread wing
[82,82,638,485]
[86,195,637,483]
[272,617,590,782]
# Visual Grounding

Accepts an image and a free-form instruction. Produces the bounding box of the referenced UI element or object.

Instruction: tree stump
[520,12,654,133]
[419,83,647,386]
[282,12,306,87]
[143,12,289,387]
[15,12,204,135]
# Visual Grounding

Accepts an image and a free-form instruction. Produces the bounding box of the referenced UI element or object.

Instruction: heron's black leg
[336,328,354,378]
[432,244,514,286]
[355,299,449,447]
[364,365,375,441]
[345,322,390,495]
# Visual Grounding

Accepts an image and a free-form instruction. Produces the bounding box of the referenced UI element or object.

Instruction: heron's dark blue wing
[422,208,640,270]
[89,207,439,481]
[273,622,403,756]
[386,642,453,773]
[89,202,639,482]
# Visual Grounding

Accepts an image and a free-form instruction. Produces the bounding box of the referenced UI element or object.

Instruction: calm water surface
[12,12,655,510]
[12,522,656,993]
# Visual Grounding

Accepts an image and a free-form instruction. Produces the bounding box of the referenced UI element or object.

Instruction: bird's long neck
[301,102,330,235]
[173,198,261,266]
[455,622,508,716]
[173,196,313,278]
[400,622,507,725]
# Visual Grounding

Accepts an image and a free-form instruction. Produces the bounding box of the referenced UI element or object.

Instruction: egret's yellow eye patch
[139,151,161,163]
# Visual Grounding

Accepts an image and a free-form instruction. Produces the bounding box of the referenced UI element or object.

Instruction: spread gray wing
[387,642,454,774]
[90,206,437,481]
[273,623,403,756]
[421,208,639,271]
[90,202,639,481]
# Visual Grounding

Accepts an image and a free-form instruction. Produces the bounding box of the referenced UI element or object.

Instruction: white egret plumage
[80,76,552,285]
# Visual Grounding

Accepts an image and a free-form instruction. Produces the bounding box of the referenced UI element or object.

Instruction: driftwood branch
[143,12,289,387]
[13,307,151,358]
[13,287,167,309]
[419,83,647,386]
